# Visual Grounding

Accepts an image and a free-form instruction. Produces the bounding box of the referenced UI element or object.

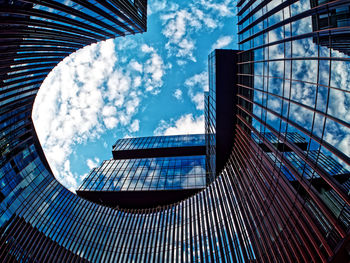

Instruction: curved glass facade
[0,0,349,262]
[235,0,350,261]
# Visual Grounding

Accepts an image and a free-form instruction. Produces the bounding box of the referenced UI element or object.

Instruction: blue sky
[32,0,237,191]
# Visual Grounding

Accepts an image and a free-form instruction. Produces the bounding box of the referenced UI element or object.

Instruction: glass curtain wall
[235,0,350,261]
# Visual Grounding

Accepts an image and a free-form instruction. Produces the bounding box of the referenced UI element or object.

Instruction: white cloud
[185,71,208,90]
[160,0,234,64]
[173,89,183,100]
[154,114,204,135]
[103,116,119,129]
[211,35,232,50]
[185,71,208,109]
[129,60,143,72]
[62,160,77,193]
[142,45,166,94]
[129,119,140,133]
[102,105,117,117]
[133,76,142,88]
[201,0,233,17]
[86,157,100,170]
[141,44,155,53]
[148,0,167,15]
[176,60,187,66]
[33,40,166,191]
[116,37,137,50]
[191,93,204,110]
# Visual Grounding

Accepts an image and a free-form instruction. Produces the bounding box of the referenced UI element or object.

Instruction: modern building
[77,135,207,208]
[234,0,350,261]
[311,0,350,56]
[112,134,206,159]
[0,0,349,262]
[255,131,308,152]
[205,49,239,178]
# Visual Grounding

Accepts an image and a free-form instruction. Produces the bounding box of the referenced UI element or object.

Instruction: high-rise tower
[233,0,350,261]
[0,0,349,262]
[77,134,207,208]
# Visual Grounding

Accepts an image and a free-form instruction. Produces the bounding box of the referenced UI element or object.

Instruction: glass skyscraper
[1,0,349,262]
[234,0,350,261]
[77,135,207,208]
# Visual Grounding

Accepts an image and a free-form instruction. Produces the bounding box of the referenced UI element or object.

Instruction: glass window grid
[79,156,207,192]
[237,0,350,247]
[33,0,143,35]
[112,134,206,152]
